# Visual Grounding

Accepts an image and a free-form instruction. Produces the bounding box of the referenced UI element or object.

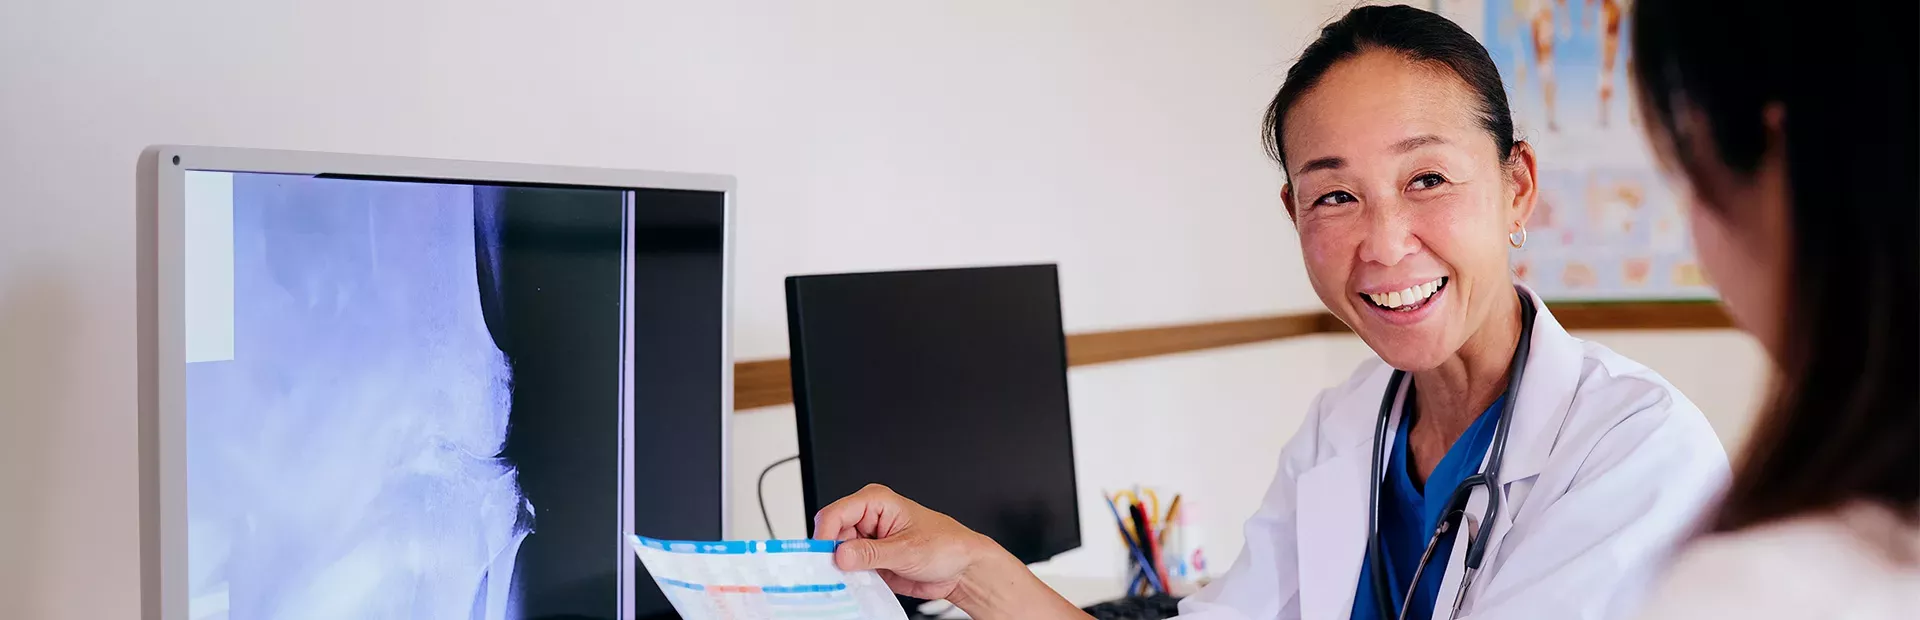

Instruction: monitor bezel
[137,145,736,620]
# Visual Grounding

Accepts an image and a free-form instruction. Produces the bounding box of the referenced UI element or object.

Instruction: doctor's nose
[1356,204,1420,267]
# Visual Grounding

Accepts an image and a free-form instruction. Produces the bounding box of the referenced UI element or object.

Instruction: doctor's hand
[813,484,1091,620]
[812,483,985,601]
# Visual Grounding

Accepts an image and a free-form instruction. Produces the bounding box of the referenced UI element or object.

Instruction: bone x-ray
[183,171,727,620]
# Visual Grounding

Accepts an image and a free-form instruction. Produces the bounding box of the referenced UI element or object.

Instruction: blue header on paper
[656,579,848,594]
[763,583,849,593]
[630,534,840,555]
[657,578,707,591]
[765,539,840,554]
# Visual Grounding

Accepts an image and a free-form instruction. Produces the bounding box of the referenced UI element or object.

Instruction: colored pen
[1158,494,1183,539]
[1112,495,1168,594]
[1129,500,1168,594]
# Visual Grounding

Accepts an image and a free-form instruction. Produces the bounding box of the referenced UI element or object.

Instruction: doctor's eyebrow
[1296,156,1346,176]
[1392,134,1448,153]
[1294,135,1445,177]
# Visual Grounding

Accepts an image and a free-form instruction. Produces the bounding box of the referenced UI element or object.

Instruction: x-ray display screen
[182,170,727,620]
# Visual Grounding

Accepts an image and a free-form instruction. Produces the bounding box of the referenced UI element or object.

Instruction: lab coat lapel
[1433,287,1585,619]
[1496,286,1583,490]
[1295,363,1405,620]
[1294,454,1372,620]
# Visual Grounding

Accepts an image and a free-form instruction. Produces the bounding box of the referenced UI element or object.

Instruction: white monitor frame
[137,145,735,620]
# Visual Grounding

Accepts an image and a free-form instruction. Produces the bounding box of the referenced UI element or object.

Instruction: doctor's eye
[1408,172,1448,191]
[1313,190,1357,207]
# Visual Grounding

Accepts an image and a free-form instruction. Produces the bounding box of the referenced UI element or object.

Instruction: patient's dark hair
[1632,0,1918,532]
[1262,4,1516,174]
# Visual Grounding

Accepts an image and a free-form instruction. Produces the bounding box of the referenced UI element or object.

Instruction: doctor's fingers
[812,483,925,541]
[836,524,984,581]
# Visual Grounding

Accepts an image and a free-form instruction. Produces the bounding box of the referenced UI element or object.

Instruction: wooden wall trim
[733,358,796,411]
[1064,314,1326,366]
[732,301,1731,411]
[1536,301,1736,330]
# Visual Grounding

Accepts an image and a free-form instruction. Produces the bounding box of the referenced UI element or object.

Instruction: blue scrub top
[1349,393,1505,620]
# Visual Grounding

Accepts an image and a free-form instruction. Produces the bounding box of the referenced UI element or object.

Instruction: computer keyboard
[1081,594,1183,620]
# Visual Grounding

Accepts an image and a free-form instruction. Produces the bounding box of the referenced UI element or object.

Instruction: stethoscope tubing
[1367,291,1537,620]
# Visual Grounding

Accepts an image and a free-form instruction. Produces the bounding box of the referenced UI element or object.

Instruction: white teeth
[1365,277,1446,309]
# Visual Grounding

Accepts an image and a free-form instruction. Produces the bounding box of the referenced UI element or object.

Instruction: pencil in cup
[1129,500,1169,592]
[1156,494,1182,585]
[1102,491,1167,595]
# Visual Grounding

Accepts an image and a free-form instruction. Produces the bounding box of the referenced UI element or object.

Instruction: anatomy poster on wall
[1467,0,1716,300]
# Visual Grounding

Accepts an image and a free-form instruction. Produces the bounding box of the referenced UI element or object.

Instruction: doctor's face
[1281,51,1535,371]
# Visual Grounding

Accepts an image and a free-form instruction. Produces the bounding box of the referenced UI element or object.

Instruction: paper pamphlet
[629,535,910,620]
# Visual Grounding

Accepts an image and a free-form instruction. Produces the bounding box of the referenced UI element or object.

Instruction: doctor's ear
[1282,183,1299,222]
[1504,141,1540,226]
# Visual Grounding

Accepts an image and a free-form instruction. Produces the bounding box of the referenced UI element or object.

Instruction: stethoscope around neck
[1366,291,1536,620]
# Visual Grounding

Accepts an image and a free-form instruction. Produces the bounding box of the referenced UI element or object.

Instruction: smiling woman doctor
[810,6,1729,620]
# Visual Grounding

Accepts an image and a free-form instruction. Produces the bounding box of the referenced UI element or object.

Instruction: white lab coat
[1177,289,1730,620]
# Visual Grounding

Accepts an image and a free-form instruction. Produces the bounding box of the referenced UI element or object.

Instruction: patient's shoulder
[1636,503,1920,619]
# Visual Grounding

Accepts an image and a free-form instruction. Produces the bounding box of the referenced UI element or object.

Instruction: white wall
[0,1,1347,617]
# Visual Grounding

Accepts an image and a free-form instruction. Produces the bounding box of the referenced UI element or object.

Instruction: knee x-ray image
[184,172,631,620]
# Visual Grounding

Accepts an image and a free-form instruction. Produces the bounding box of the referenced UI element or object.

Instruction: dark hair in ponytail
[1262,4,1518,173]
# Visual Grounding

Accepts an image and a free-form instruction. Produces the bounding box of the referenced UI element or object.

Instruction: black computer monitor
[785,264,1081,565]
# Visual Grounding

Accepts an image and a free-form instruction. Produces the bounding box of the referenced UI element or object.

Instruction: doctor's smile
[1357,277,1445,315]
